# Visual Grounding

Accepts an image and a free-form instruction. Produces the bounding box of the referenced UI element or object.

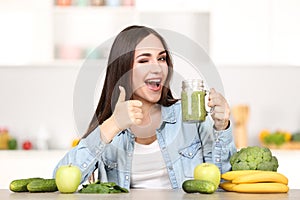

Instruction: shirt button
[125,175,129,180]
[82,163,87,168]
[188,152,193,156]
[128,153,132,157]
[216,158,220,162]
[95,149,100,154]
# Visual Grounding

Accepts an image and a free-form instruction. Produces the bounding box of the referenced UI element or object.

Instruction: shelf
[0,59,108,68]
[54,5,136,14]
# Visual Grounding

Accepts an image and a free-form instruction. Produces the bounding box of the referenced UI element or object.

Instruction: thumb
[117,86,126,102]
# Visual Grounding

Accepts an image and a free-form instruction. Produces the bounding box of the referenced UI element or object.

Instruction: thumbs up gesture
[112,86,143,131]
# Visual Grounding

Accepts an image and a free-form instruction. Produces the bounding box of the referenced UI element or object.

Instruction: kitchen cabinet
[0,0,210,65]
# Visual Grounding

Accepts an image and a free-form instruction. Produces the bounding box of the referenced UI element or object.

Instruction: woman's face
[132,34,168,104]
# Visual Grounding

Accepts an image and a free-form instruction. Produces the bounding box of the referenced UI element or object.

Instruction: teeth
[145,79,161,84]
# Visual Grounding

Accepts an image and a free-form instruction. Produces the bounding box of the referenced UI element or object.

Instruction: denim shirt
[53,101,236,190]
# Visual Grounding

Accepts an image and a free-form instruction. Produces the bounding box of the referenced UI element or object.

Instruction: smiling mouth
[145,79,162,91]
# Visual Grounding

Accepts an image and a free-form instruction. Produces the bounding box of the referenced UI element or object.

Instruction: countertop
[0,189,299,200]
[1,150,300,189]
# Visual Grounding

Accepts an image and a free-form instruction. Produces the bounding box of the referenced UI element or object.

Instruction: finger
[129,113,143,125]
[211,110,230,122]
[118,86,126,102]
[211,105,225,113]
[129,100,143,107]
[134,118,142,125]
[208,88,217,99]
[130,106,143,114]
[133,112,144,119]
[208,97,223,107]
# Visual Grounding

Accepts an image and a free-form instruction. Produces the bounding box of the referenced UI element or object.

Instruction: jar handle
[205,89,215,114]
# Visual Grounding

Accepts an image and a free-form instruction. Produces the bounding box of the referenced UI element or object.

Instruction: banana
[232,182,289,193]
[232,171,288,185]
[221,170,263,181]
[219,182,236,192]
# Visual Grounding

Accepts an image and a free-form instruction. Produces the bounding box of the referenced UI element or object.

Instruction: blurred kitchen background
[1,0,300,150]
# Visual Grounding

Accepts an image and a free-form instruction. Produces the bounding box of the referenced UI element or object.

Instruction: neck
[135,135,157,145]
[130,103,161,145]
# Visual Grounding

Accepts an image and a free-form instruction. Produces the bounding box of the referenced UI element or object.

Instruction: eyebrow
[135,50,166,59]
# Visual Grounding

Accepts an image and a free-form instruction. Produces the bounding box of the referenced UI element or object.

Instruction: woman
[53,25,236,189]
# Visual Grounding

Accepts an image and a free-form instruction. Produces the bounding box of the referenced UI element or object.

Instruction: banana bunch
[220,170,289,193]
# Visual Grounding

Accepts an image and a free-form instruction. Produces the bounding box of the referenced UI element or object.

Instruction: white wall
[1,64,300,148]
[0,66,80,149]
[1,0,300,149]
[219,66,300,146]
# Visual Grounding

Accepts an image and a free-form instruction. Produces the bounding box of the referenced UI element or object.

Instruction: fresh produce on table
[22,140,32,150]
[182,179,216,194]
[292,132,300,142]
[79,181,128,193]
[9,178,57,193]
[193,163,221,189]
[220,182,288,193]
[230,146,278,171]
[220,170,289,193]
[259,129,291,146]
[55,164,82,193]
[7,138,18,150]
[27,179,58,193]
[182,163,220,194]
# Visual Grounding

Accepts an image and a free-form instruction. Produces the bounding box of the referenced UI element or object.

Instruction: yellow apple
[55,164,82,193]
[194,163,221,188]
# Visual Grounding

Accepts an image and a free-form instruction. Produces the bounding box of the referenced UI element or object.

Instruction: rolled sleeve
[53,127,107,184]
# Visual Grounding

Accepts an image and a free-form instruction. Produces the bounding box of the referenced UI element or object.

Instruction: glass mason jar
[181,79,207,122]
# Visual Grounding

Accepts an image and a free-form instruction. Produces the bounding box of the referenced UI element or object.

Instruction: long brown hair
[82,25,178,138]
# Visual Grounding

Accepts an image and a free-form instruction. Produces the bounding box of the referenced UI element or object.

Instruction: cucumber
[182,179,216,194]
[9,178,43,192]
[27,179,58,193]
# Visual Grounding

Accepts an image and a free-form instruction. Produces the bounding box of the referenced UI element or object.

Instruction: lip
[144,77,163,92]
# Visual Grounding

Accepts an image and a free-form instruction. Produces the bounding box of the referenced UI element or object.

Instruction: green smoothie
[181,90,207,122]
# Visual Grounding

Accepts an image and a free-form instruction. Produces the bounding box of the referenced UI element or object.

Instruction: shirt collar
[161,104,177,124]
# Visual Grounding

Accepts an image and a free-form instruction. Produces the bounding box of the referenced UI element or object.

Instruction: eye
[158,56,167,62]
[138,59,148,63]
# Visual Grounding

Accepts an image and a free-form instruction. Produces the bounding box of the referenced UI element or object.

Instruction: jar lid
[182,79,204,90]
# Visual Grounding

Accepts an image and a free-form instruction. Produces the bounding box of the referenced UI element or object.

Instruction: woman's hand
[207,88,230,131]
[112,86,144,130]
[100,86,143,143]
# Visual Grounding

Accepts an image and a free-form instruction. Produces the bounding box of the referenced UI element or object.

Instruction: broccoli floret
[230,146,279,171]
[232,162,250,171]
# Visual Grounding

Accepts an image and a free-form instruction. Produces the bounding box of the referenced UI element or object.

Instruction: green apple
[194,163,221,188]
[55,164,82,193]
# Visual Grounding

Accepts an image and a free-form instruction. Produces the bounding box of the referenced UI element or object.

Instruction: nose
[150,64,162,74]
[149,60,162,74]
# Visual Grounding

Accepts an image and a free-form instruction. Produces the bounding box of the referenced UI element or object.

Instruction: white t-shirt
[131,140,172,189]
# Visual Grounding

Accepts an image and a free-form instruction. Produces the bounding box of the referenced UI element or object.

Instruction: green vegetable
[27,179,58,193]
[7,138,18,150]
[292,133,300,142]
[79,181,128,194]
[182,179,216,194]
[9,178,43,192]
[230,146,279,171]
[263,132,285,146]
